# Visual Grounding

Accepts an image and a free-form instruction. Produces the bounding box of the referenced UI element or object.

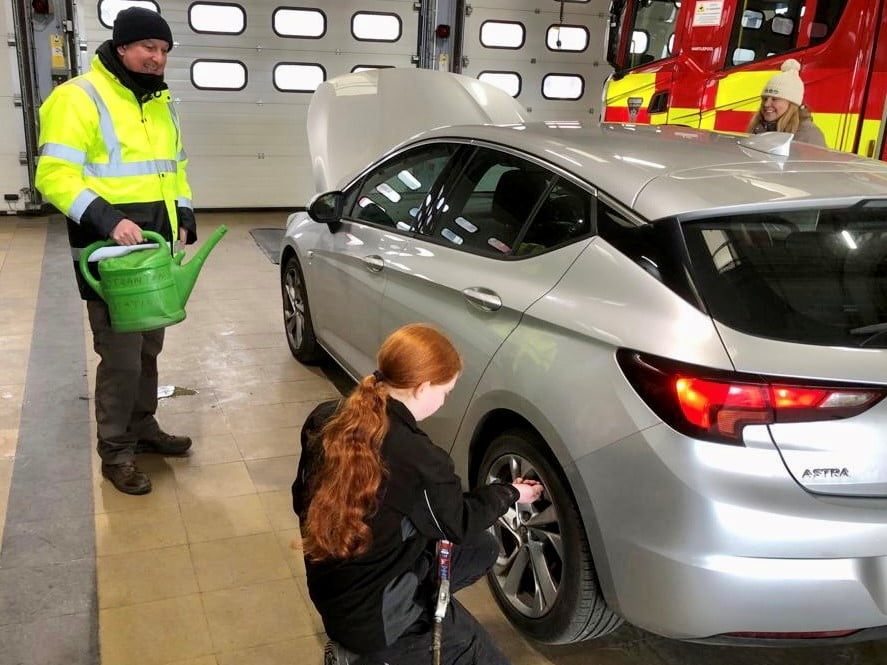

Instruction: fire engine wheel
[479,428,622,644]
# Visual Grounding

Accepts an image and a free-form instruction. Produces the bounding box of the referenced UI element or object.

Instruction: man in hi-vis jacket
[36,8,197,495]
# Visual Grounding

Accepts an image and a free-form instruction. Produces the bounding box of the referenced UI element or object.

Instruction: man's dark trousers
[87,299,165,464]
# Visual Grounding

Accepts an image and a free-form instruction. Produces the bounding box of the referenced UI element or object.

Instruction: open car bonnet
[306,68,528,193]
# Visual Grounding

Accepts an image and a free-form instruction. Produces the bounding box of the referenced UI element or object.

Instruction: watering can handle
[78,231,172,300]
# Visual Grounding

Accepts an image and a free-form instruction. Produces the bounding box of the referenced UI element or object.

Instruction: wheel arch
[462,400,623,617]
[279,243,297,279]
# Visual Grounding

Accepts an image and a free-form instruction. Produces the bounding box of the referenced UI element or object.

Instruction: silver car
[280,69,887,645]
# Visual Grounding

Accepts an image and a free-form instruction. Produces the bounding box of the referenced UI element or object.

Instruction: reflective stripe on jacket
[35,53,192,240]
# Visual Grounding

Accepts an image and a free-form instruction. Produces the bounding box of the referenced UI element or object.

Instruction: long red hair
[303,323,462,562]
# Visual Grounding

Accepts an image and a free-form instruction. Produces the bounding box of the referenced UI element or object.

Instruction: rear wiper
[849,322,887,347]
[849,323,887,335]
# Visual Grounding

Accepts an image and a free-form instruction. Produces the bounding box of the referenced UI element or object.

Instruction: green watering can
[79,225,228,333]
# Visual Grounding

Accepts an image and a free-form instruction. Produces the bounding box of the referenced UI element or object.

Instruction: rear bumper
[576,423,887,639]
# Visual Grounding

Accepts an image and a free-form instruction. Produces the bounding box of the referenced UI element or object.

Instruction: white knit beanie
[762,59,804,105]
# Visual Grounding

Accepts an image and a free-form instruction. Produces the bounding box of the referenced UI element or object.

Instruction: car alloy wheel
[480,428,621,643]
[485,450,561,620]
[281,255,321,363]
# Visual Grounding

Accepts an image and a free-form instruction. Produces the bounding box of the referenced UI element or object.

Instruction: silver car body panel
[577,421,887,638]
[450,234,730,469]
[382,235,594,449]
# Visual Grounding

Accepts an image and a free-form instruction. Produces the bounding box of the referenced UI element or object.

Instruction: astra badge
[802,468,850,479]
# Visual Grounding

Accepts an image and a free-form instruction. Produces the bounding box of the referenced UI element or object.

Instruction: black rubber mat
[249,227,284,264]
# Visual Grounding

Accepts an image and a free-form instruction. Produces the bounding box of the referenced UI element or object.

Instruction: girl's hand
[512,477,544,503]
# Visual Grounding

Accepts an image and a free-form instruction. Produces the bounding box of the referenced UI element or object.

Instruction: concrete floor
[1,211,885,665]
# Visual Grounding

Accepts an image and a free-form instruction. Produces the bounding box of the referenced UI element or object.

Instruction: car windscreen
[680,204,887,349]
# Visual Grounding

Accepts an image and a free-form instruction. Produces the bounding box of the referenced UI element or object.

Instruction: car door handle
[363,255,384,272]
[462,287,502,312]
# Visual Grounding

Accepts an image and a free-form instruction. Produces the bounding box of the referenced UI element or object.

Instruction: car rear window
[681,203,887,348]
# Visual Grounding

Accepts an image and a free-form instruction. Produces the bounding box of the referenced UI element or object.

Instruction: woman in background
[747,58,826,147]
[293,323,543,665]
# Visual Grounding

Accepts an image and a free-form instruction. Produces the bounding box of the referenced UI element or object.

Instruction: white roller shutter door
[80,1,419,208]
[461,0,611,121]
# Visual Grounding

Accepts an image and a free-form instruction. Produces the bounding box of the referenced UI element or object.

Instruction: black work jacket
[292,398,518,653]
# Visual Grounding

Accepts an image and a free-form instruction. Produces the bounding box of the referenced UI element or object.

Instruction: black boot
[101,461,152,495]
[135,431,192,456]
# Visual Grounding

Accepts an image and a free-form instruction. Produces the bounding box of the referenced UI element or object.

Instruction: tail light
[617,350,886,445]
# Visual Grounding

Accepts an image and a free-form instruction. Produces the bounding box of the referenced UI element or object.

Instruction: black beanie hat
[112,7,173,49]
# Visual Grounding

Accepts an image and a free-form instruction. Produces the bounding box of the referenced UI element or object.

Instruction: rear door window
[681,204,887,348]
[430,148,555,258]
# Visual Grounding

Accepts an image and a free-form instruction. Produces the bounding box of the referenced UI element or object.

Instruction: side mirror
[307,191,345,225]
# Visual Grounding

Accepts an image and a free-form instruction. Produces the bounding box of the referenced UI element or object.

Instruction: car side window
[433,148,554,257]
[346,143,456,231]
[515,178,593,256]
[597,198,662,279]
[596,198,700,307]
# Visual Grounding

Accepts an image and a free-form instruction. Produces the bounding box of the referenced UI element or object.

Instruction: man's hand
[110,219,144,245]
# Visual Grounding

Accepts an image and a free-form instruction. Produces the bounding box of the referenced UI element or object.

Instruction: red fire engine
[603,0,887,161]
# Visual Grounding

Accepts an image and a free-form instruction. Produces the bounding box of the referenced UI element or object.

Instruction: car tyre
[282,254,322,364]
[479,428,622,644]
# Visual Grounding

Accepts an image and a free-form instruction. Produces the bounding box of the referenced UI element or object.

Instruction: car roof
[406,122,887,220]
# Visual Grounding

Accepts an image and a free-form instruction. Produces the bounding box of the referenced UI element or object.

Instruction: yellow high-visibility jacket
[35,51,196,298]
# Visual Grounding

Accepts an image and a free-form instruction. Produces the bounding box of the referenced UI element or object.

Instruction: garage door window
[191,60,247,90]
[99,0,159,28]
[348,144,457,231]
[546,25,589,52]
[189,2,245,35]
[478,71,521,97]
[273,7,326,38]
[352,65,394,73]
[351,12,401,42]
[434,149,555,258]
[274,63,325,92]
[542,74,584,100]
[480,21,525,49]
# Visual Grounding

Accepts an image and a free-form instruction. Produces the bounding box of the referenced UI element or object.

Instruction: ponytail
[303,373,390,562]
[303,323,462,562]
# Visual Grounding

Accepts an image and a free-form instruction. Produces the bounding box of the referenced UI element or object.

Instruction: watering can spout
[175,225,228,304]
